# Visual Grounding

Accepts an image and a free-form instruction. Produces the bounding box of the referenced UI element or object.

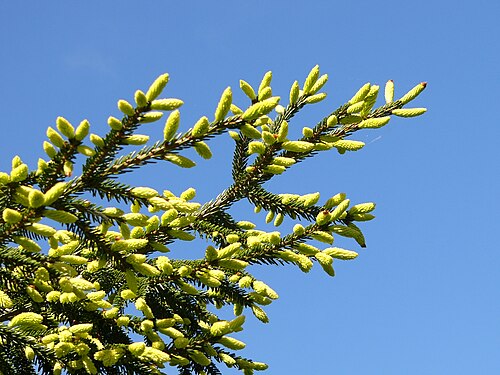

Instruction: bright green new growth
[0,66,426,375]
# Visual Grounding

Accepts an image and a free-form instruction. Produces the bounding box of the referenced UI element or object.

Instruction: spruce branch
[81,107,151,182]
[0,67,426,374]
[105,116,246,178]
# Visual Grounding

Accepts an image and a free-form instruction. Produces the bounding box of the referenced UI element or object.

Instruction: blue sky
[1,1,499,374]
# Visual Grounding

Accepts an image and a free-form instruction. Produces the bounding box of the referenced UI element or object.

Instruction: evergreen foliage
[0,66,426,374]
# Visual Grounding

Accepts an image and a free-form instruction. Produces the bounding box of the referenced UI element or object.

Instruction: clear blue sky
[1,1,499,374]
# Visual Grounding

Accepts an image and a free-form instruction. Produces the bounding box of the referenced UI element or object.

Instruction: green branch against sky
[0,66,426,375]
